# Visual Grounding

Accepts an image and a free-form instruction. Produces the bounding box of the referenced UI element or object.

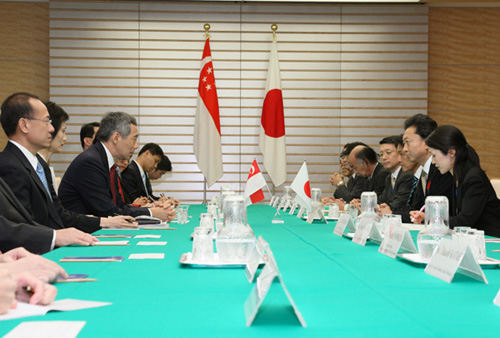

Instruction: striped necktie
[406,175,419,206]
[36,161,53,202]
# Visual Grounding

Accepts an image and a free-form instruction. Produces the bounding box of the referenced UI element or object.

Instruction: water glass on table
[177,205,189,224]
[192,227,214,263]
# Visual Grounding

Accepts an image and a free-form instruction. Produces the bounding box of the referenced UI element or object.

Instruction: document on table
[136,241,167,246]
[4,321,86,338]
[0,299,111,321]
[135,234,161,239]
[94,240,129,246]
[129,253,165,259]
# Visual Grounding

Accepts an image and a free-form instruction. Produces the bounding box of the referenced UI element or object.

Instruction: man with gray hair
[59,112,175,221]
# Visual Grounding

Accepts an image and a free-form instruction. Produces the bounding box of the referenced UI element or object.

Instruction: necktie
[391,175,396,191]
[407,176,418,206]
[36,162,53,202]
[110,165,125,205]
[421,171,428,196]
[142,173,150,198]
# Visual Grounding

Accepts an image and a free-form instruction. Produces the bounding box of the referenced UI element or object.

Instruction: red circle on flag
[304,181,311,198]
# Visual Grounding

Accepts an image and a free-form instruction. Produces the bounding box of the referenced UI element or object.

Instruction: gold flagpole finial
[271,24,278,37]
[204,23,211,39]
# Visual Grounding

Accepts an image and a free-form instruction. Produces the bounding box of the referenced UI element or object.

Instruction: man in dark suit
[58,111,175,221]
[121,143,163,204]
[378,135,413,211]
[0,176,96,254]
[0,93,135,234]
[402,114,454,219]
[378,142,420,222]
[331,142,366,203]
[147,155,174,201]
[348,145,390,200]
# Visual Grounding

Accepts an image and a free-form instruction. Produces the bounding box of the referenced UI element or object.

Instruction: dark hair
[404,114,437,140]
[156,155,172,172]
[80,122,100,148]
[354,146,378,165]
[379,135,403,149]
[138,143,164,157]
[0,92,39,136]
[425,125,480,184]
[97,112,137,142]
[341,141,368,157]
[44,102,69,138]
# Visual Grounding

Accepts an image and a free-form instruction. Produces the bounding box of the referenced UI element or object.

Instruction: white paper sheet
[4,321,86,338]
[128,253,165,259]
[136,241,167,246]
[0,299,111,321]
[94,240,129,246]
[134,235,161,239]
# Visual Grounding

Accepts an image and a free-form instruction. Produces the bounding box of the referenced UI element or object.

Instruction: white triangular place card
[245,236,269,283]
[352,216,375,246]
[269,196,277,206]
[333,213,355,237]
[244,247,306,327]
[379,225,417,259]
[424,238,488,284]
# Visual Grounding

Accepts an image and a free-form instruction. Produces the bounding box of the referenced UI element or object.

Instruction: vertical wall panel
[49,1,427,203]
[0,1,49,149]
[428,8,500,178]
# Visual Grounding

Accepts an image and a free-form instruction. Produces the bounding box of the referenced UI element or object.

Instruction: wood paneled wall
[0,2,49,149]
[428,7,500,178]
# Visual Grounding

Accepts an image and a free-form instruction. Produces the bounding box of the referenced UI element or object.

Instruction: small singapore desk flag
[244,160,269,207]
[193,37,223,187]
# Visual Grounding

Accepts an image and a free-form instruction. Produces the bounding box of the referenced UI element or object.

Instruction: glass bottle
[216,195,256,262]
[417,196,454,260]
[356,191,380,226]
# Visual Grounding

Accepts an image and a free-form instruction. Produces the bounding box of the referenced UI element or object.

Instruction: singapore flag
[244,160,268,207]
[290,161,312,211]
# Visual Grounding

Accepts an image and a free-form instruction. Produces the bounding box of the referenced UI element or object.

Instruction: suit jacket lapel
[6,143,52,203]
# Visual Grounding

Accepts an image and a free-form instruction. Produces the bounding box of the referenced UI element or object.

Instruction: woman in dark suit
[419,125,500,237]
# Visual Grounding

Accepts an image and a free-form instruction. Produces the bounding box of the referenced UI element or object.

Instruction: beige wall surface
[0,1,49,149]
[428,7,500,178]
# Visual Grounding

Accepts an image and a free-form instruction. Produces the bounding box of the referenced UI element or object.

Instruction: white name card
[425,238,488,284]
[333,214,354,237]
[493,289,500,307]
[245,236,269,283]
[379,226,417,259]
[277,197,286,210]
[297,206,306,218]
[269,196,277,206]
[289,201,298,215]
[282,199,291,211]
[244,246,306,327]
[352,217,375,246]
[306,205,328,224]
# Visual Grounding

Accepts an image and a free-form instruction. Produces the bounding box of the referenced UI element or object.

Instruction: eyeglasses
[24,117,52,124]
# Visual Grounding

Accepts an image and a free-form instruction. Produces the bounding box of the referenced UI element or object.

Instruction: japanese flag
[290,161,312,211]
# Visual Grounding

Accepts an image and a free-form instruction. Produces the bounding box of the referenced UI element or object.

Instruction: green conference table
[2,205,500,337]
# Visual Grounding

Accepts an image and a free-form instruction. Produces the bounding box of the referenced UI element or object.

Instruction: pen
[411,205,425,222]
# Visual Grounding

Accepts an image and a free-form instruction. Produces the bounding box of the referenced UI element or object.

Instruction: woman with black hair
[411,125,500,237]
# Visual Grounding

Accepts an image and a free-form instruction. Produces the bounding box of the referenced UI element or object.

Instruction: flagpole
[203,177,207,204]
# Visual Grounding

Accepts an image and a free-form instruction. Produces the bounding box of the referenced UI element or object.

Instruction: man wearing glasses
[0,93,134,239]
